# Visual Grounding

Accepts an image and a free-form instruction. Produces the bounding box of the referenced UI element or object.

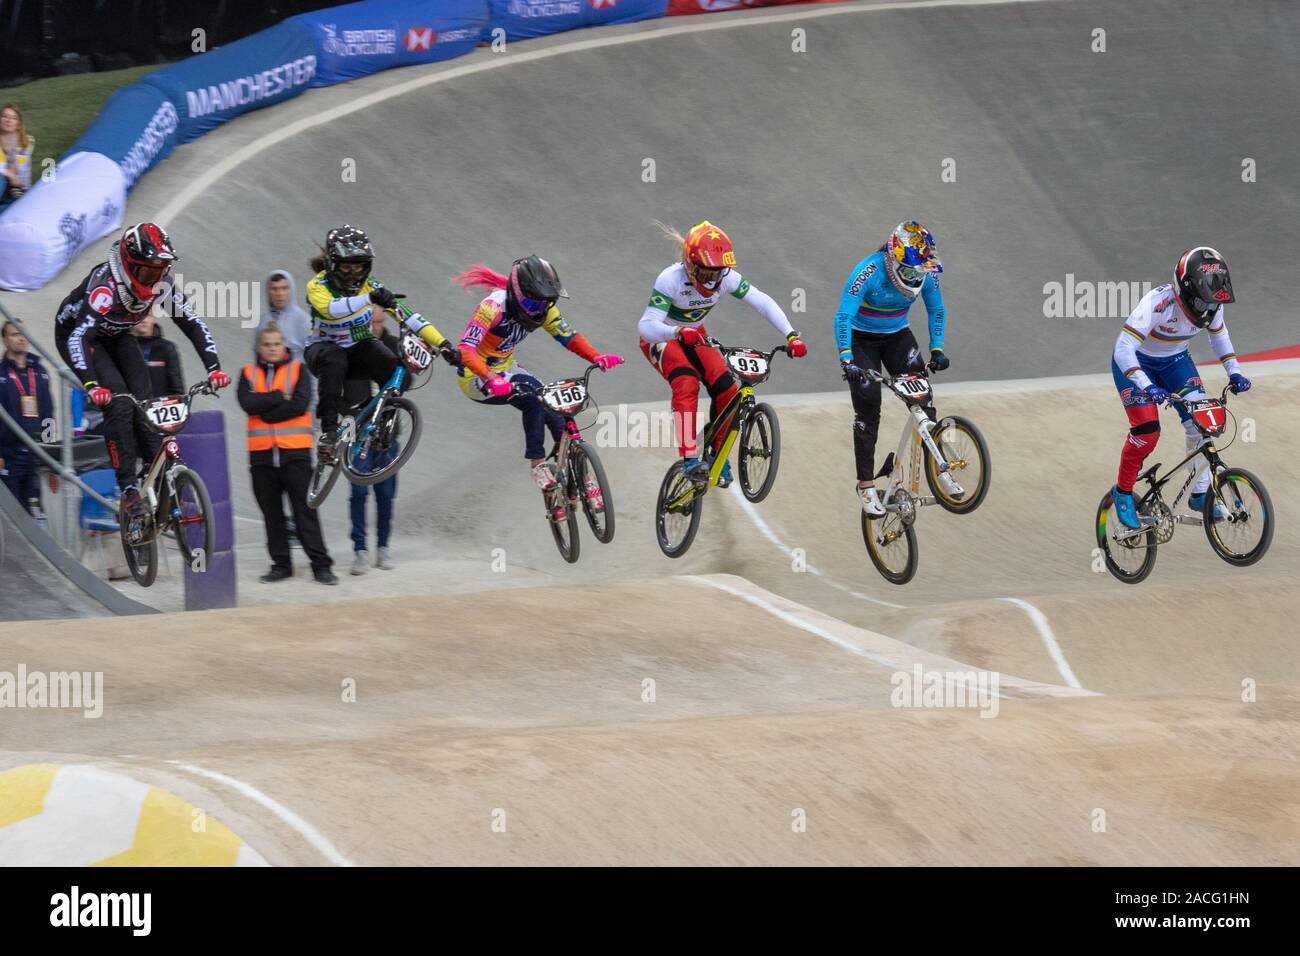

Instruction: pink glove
[487,374,513,398]
[594,354,624,371]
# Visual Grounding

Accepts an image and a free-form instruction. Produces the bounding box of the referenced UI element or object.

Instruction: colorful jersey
[54,261,219,387]
[833,250,946,360]
[304,272,446,349]
[1112,283,1240,391]
[456,289,598,381]
[637,262,794,344]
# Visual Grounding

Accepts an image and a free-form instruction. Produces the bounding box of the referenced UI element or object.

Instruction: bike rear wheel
[738,402,781,503]
[1095,490,1157,583]
[656,459,704,558]
[341,397,422,486]
[170,466,215,572]
[572,441,615,544]
[548,487,581,564]
[861,491,917,585]
[925,415,991,514]
[1204,467,1273,566]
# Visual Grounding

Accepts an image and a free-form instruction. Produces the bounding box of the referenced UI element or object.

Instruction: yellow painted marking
[0,763,59,828]
[94,786,246,867]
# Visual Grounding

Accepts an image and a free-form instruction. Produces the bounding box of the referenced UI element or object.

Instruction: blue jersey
[833,250,946,360]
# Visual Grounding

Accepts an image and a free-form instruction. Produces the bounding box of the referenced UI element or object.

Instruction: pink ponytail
[451,265,508,291]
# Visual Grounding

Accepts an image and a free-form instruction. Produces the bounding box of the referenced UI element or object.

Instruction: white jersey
[637,262,794,344]
[1113,283,1241,390]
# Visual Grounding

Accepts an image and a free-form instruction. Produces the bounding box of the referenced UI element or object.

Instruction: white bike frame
[871,371,963,511]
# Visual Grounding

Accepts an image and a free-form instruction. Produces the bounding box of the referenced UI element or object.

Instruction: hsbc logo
[89,286,115,314]
[404,28,434,52]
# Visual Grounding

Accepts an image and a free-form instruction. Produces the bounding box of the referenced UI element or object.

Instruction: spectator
[0,104,34,208]
[132,315,185,399]
[0,320,54,515]
[237,323,336,586]
[255,270,310,358]
[345,308,400,574]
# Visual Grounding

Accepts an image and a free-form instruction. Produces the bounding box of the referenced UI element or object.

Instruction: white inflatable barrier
[0,152,127,292]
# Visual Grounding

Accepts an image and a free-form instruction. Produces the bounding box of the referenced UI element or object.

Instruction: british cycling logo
[508,0,583,17]
[320,23,397,56]
[404,28,433,52]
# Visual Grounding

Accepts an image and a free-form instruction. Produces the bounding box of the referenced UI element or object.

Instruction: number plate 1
[146,399,188,430]
[543,381,587,413]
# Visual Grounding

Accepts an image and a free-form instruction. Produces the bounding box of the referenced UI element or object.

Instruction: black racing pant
[251,457,331,573]
[58,330,161,488]
[305,338,398,434]
[849,327,935,481]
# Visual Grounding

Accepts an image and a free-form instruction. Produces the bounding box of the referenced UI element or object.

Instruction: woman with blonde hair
[0,103,35,207]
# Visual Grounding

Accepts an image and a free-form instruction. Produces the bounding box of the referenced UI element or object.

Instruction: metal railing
[0,300,120,552]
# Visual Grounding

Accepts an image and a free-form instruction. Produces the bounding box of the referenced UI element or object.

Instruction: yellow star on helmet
[707,230,721,240]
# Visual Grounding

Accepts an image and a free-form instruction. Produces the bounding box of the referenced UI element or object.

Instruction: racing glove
[208,369,231,390]
[678,327,708,347]
[1228,372,1252,394]
[1145,385,1170,405]
[369,287,404,310]
[785,331,808,358]
[928,349,950,372]
[595,354,624,371]
[86,383,113,407]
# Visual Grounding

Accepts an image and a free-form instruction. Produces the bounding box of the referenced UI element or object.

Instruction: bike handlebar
[703,335,790,360]
[1164,385,1234,406]
[109,380,219,433]
[508,362,603,399]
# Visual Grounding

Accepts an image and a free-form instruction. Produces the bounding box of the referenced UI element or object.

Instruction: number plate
[145,399,188,430]
[1191,401,1226,435]
[402,334,433,370]
[543,381,587,413]
[891,375,931,401]
[727,351,769,379]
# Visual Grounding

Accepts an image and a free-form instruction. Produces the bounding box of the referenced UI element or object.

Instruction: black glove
[369,287,404,310]
[439,343,461,367]
[841,360,865,385]
[928,349,950,372]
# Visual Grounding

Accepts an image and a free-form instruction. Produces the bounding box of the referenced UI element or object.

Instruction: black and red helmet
[1174,246,1234,327]
[110,222,178,309]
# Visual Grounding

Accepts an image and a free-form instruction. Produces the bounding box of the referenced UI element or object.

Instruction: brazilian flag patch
[731,278,751,299]
[649,292,671,311]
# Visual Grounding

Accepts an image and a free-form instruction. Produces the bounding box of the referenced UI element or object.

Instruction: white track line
[998,597,1085,690]
[153,0,1057,224]
[728,486,907,609]
[167,760,355,867]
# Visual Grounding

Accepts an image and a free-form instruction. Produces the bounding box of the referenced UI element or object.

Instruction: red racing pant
[640,334,739,458]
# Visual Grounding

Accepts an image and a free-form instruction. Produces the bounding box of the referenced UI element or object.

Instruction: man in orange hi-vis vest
[238,322,336,585]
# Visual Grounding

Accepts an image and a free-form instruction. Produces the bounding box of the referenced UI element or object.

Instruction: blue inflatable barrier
[485,0,667,41]
[290,0,488,87]
[69,82,180,190]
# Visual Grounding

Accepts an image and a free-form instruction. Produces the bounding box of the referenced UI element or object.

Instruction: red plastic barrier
[666,0,844,16]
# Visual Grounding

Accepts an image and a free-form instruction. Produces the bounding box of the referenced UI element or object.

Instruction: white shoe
[531,462,558,492]
[350,550,370,575]
[375,547,395,570]
[858,484,886,517]
[937,469,964,498]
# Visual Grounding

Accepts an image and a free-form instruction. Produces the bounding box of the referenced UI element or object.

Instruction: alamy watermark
[890,664,1000,718]
[0,665,103,718]
[1043,275,1156,319]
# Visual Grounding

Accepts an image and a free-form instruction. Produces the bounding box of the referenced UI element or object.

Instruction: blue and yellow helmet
[885,221,942,295]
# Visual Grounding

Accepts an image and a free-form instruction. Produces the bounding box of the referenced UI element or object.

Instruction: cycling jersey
[637,263,793,343]
[833,250,946,361]
[54,261,219,387]
[456,289,598,388]
[1113,283,1240,391]
[304,272,447,349]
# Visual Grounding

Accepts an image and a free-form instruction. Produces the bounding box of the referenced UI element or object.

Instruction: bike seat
[873,453,895,481]
[1138,463,1161,483]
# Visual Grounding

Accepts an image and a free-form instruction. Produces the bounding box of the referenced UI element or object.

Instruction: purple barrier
[178,408,237,610]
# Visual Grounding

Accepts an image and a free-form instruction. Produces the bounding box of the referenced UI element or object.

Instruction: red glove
[678,326,707,346]
[87,384,113,407]
[786,332,808,358]
[208,369,231,390]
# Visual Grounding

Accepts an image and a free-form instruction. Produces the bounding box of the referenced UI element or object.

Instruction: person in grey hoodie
[256,270,311,359]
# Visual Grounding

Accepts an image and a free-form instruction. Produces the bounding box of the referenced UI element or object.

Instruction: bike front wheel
[170,466,215,571]
[738,402,781,503]
[572,441,615,544]
[656,460,704,558]
[121,512,158,588]
[1095,489,1157,584]
[925,415,991,514]
[341,397,422,486]
[306,452,343,509]
[861,491,918,585]
[548,488,581,564]
[1204,467,1273,567]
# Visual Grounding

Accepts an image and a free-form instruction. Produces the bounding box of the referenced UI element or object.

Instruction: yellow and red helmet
[682,220,736,296]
